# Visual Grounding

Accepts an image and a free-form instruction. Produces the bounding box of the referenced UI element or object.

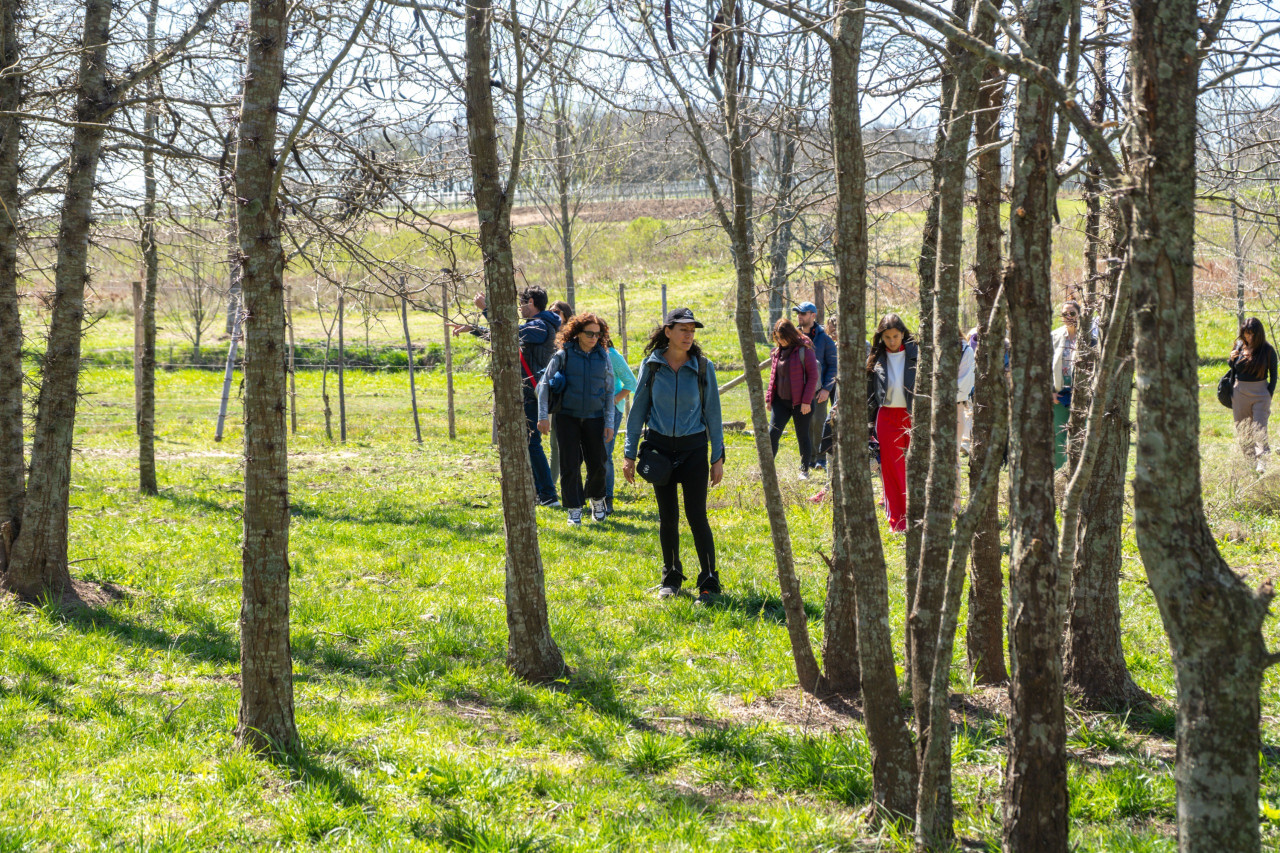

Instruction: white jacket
[1051,326,1076,393]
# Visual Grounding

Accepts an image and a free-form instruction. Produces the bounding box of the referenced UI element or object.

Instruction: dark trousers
[523,395,556,502]
[768,398,814,471]
[649,433,719,593]
[556,414,607,509]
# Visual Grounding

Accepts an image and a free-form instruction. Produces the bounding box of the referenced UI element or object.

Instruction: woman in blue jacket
[622,308,725,605]
[537,313,615,526]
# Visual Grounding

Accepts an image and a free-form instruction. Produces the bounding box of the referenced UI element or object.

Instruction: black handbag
[1217,365,1235,409]
[636,439,674,486]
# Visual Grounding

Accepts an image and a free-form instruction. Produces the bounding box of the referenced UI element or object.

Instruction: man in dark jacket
[451,286,562,506]
[795,302,837,469]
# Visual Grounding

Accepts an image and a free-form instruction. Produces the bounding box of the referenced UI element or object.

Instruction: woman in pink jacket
[766,318,820,478]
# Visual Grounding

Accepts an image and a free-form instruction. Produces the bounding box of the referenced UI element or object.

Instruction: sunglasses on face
[579,330,601,339]
[1063,312,1078,320]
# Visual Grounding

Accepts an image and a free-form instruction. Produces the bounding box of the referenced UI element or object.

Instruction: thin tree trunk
[555,104,575,308]
[137,0,160,496]
[911,7,984,842]
[1130,3,1273,849]
[464,0,565,682]
[0,0,24,541]
[1233,198,1245,327]
[287,286,296,435]
[400,291,422,444]
[1002,1,1071,849]
[722,1,822,695]
[766,126,796,332]
[234,0,298,753]
[905,0,971,668]
[3,0,114,601]
[967,46,1008,685]
[830,0,917,818]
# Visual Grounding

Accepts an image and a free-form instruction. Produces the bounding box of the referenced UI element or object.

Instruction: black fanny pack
[636,431,708,486]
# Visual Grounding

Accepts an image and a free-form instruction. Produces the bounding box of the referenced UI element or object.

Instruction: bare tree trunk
[3,0,115,601]
[137,0,160,497]
[0,0,23,542]
[966,48,1008,686]
[464,0,565,682]
[830,0,917,817]
[721,2,822,695]
[766,125,797,331]
[554,102,575,308]
[911,8,984,842]
[1233,198,1245,327]
[905,0,972,667]
[1002,2,1071,849]
[1130,3,1273,849]
[234,0,298,753]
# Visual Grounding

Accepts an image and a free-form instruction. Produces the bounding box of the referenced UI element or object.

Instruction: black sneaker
[538,496,561,508]
[694,589,718,607]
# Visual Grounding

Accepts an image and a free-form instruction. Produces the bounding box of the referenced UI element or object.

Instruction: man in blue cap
[794,301,837,469]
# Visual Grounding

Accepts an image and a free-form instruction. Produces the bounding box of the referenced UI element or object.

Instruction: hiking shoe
[538,496,561,508]
[658,585,680,599]
[567,508,582,525]
[590,497,608,522]
[694,590,717,607]
[798,468,810,481]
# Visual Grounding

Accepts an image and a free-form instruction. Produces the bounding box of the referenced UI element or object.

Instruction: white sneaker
[590,497,608,522]
[567,508,582,525]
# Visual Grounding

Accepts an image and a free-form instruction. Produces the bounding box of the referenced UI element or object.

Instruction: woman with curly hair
[866,313,918,532]
[536,313,615,525]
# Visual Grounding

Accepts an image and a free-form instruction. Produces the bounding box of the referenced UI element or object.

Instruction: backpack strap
[518,351,536,385]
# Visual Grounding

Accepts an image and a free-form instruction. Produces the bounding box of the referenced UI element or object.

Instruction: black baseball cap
[664,307,704,328]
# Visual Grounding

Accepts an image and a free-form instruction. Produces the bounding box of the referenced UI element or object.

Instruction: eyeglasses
[579,330,601,339]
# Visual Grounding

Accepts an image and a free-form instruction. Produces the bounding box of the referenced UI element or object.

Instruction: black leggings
[556,414,607,509]
[768,398,814,470]
[648,433,718,593]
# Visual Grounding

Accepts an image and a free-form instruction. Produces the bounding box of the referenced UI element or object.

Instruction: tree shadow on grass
[711,590,823,625]
[154,489,501,535]
[276,747,367,808]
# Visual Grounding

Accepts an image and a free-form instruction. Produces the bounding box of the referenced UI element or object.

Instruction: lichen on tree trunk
[0,0,23,543]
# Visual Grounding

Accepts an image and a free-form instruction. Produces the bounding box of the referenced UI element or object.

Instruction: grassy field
[4,212,1280,850]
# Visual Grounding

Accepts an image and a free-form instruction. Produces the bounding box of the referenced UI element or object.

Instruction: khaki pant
[1233,379,1272,460]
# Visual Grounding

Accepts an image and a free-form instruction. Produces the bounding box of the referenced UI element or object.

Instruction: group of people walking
[454,285,1277,604]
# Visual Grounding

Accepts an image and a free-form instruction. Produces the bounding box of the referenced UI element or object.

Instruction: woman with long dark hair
[1230,316,1277,472]
[866,313,917,532]
[766,318,820,477]
[536,313,615,525]
[622,308,725,605]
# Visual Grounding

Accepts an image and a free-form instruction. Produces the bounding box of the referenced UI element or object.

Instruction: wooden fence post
[132,280,143,434]
[400,279,423,444]
[442,279,456,440]
[337,293,346,442]
[287,285,297,434]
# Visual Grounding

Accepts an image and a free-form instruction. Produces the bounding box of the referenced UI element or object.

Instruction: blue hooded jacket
[808,323,838,393]
[624,349,724,464]
[469,308,561,396]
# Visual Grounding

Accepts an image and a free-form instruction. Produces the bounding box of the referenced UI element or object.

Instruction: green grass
[5,208,1280,849]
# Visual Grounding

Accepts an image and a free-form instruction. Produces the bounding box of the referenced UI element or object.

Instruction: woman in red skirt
[866,314,918,532]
